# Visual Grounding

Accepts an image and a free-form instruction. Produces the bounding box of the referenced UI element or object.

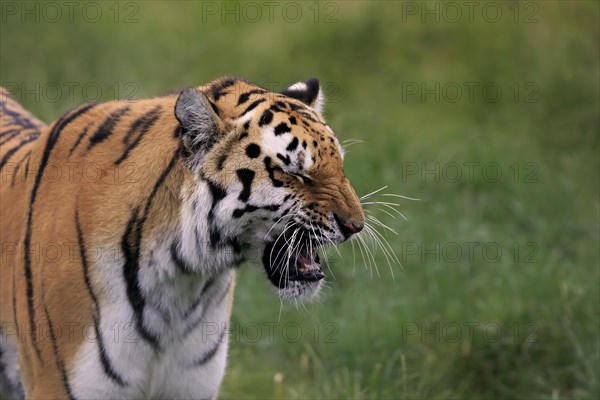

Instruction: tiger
[0,77,365,399]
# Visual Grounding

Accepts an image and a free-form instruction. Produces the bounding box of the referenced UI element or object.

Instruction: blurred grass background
[1,1,598,399]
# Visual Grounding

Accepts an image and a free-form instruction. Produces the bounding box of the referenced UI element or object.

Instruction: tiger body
[0,78,364,399]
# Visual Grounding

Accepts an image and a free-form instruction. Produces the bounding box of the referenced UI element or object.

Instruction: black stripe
[0,129,22,145]
[229,237,242,257]
[208,100,220,117]
[298,111,320,124]
[87,106,130,150]
[236,168,255,202]
[216,154,227,170]
[182,276,217,320]
[93,315,127,387]
[123,106,161,144]
[286,137,299,151]
[259,109,273,126]
[237,89,266,106]
[43,304,77,400]
[23,102,97,361]
[211,78,237,101]
[76,210,127,386]
[263,157,284,187]
[216,78,238,89]
[207,180,227,218]
[206,179,227,248]
[183,278,231,337]
[0,135,37,170]
[191,325,226,366]
[232,202,280,219]
[273,122,291,136]
[237,92,251,106]
[11,150,31,186]
[277,153,291,165]
[173,125,183,139]
[68,124,91,157]
[170,241,194,275]
[240,99,265,116]
[24,158,30,179]
[12,264,19,341]
[209,227,221,249]
[122,208,155,346]
[122,149,180,350]
[288,102,302,111]
[232,204,258,218]
[115,106,161,165]
[0,100,44,130]
[214,279,233,306]
[0,128,19,138]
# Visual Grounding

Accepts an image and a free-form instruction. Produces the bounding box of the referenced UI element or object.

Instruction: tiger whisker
[277,225,300,288]
[381,193,420,201]
[311,224,337,280]
[270,221,298,275]
[365,213,398,235]
[360,185,388,201]
[350,237,357,276]
[341,138,364,146]
[281,229,302,288]
[362,201,408,221]
[359,234,377,277]
[366,207,397,221]
[363,223,398,278]
[265,211,303,240]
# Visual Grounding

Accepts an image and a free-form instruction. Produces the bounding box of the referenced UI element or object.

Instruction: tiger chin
[0,77,364,399]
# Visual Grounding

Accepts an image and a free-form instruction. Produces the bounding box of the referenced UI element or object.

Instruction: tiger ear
[175,88,224,161]
[280,78,325,115]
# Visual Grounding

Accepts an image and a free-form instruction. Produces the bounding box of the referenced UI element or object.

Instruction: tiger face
[175,78,364,300]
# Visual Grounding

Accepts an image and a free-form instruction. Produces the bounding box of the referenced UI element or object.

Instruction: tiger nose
[334,214,364,239]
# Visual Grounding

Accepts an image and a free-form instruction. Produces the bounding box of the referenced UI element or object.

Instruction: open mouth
[262,229,325,288]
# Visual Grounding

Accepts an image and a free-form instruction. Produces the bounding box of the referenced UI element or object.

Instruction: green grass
[1,1,598,399]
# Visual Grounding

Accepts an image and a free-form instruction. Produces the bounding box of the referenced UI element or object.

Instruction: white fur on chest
[70,174,250,399]
[70,246,234,400]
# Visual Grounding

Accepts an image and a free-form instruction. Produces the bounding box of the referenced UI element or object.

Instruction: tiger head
[174,78,364,300]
